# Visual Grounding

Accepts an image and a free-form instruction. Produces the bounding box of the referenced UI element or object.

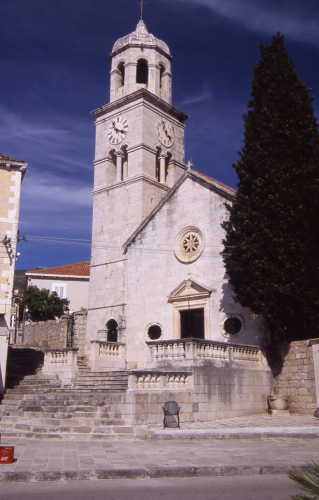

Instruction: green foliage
[222,33,319,343]
[21,285,69,322]
[288,462,319,500]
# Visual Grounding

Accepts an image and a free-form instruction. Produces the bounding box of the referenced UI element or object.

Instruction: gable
[169,279,212,303]
[123,170,235,251]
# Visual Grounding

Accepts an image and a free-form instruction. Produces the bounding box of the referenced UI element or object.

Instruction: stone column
[115,151,124,182]
[123,159,128,180]
[159,154,166,183]
[311,340,319,407]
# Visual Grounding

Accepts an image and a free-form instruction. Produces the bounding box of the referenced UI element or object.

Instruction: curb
[0,464,308,483]
[137,431,319,441]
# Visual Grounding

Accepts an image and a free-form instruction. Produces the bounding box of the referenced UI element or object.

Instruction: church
[82,19,272,423]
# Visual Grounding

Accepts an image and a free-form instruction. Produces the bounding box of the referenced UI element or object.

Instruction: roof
[112,20,170,56]
[123,169,236,251]
[192,170,236,194]
[26,261,90,278]
[0,153,26,164]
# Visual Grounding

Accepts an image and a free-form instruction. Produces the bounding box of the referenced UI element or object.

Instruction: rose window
[175,226,205,263]
[182,234,200,253]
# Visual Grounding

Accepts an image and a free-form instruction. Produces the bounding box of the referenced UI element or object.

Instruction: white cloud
[170,0,319,47]
[179,86,213,106]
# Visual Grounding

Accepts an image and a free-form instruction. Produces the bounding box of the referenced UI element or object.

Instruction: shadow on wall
[264,342,290,377]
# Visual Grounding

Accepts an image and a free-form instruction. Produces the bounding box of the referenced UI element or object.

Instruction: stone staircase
[0,348,133,440]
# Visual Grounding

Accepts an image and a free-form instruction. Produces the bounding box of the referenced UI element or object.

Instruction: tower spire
[140,0,145,21]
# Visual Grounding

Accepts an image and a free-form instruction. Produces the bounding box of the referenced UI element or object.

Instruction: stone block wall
[23,311,87,354]
[272,340,317,415]
[123,363,272,425]
[23,317,67,350]
[73,310,87,357]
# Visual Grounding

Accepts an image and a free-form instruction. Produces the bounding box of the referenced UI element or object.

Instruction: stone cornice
[0,161,27,181]
[92,89,189,123]
[92,173,170,196]
[110,43,172,61]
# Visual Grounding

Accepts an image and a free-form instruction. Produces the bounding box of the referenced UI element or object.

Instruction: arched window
[159,64,165,89]
[136,59,148,84]
[106,319,118,342]
[118,62,125,87]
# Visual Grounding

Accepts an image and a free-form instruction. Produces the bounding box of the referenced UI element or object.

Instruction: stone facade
[74,20,275,422]
[272,340,317,415]
[23,310,87,354]
[73,309,88,357]
[0,154,27,394]
[85,21,267,373]
[23,317,68,350]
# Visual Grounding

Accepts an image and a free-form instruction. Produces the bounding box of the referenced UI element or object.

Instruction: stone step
[0,410,117,419]
[0,415,125,426]
[0,422,133,437]
[0,426,135,440]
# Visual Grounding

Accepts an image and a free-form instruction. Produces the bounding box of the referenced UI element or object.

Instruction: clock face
[155,119,174,147]
[108,116,129,145]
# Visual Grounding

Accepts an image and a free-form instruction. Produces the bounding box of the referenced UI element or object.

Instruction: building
[85,20,267,365]
[66,20,273,423]
[0,153,27,395]
[26,261,90,313]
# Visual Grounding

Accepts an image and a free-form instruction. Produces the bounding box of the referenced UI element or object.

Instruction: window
[159,64,165,89]
[52,283,67,299]
[180,308,204,339]
[147,324,162,340]
[107,319,118,342]
[224,317,243,335]
[175,226,206,264]
[136,59,148,84]
[118,62,125,87]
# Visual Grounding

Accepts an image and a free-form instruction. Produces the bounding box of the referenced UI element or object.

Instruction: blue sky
[1,0,319,269]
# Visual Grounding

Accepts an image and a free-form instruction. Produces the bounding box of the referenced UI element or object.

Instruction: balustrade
[129,370,192,391]
[147,339,261,366]
[42,348,79,383]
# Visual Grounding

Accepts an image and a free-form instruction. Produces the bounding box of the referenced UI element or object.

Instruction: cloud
[0,105,92,174]
[169,0,319,47]
[179,86,213,106]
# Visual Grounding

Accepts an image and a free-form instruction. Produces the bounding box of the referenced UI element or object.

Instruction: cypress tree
[222,33,319,343]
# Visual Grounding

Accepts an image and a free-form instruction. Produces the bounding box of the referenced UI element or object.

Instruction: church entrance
[180,308,204,339]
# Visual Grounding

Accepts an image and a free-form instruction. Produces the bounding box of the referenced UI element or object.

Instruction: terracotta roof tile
[192,169,236,193]
[0,153,25,163]
[27,261,90,277]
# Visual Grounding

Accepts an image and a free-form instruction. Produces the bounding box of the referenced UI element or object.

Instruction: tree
[222,33,319,343]
[21,286,69,322]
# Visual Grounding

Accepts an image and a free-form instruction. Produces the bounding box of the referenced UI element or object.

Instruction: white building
[26,261,90,313]
[85,20,267,364]
[78,20,272,423]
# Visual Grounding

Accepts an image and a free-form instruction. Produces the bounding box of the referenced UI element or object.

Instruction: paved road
[0,475,302,500]
[0,414,318,483]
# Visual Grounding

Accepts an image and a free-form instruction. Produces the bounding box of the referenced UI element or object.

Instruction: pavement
[0,414,319,483]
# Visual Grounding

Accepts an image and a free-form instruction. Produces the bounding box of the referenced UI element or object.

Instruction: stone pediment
[168,279,212,303]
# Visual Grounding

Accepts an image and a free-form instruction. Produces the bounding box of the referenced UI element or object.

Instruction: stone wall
[272,340,317,415]
[120,362,272,425]
[23,311,87,353]
[23,317,67,350]
[73,310,87,357]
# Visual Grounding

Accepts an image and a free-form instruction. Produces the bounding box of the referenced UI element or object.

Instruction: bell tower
[86,19,189,350]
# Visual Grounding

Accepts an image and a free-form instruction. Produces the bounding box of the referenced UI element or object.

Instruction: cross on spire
[140,0,146,21]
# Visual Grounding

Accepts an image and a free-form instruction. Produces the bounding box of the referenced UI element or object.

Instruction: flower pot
[268,395,288,410]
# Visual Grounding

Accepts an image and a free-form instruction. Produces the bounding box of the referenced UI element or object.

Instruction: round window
[147,324,162,340]
[175,226,205,263]
[224,317,242,335]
